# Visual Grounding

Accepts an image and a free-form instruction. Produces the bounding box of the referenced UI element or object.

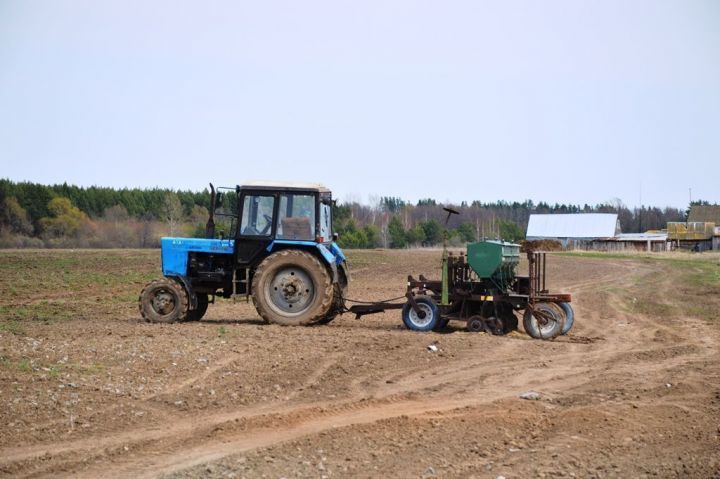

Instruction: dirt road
[1,249,719,478]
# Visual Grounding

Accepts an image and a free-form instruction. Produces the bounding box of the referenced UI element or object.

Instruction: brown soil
[0,249,719,478]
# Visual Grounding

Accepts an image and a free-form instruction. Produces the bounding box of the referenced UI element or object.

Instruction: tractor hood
[160,237,234,276]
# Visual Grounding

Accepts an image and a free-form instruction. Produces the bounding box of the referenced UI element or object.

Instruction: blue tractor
[139,182,348,326]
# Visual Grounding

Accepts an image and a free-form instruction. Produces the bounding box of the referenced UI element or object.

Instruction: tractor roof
[240,181,330,193]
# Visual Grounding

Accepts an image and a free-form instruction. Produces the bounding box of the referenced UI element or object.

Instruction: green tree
[455,222,476,243]
[419,219,443,245]
[388,216,407,248]
[499,220,524,242]
[381,197,405,213]
[405,225,425,246]
[39,198,88,238]
[362,224,380,248]
[0,196,33,235]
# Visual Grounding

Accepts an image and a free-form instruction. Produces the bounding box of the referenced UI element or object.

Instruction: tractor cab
[231,181,335,266]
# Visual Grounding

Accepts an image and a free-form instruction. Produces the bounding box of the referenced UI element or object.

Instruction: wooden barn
[526,213,621,249]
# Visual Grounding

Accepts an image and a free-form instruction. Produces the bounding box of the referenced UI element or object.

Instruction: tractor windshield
[240,195,275,236]
[277,193,315,241]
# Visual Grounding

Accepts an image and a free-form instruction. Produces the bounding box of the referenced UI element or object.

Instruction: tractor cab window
[277,194,315,241]
[319,202,331,242]
[240,195,275,236]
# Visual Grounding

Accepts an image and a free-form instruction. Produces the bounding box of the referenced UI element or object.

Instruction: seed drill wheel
[401,296,440,331]
[434,317,450,331]
[252,250,334,326]
[496,302,519,333]
[523,302,565,340]
[466,315,484,333]
[186,294,209,321]
[139,277,189,323]
[558,301,574,334]
[483,316,504,335]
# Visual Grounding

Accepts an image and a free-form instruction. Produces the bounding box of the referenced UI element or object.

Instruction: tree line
[0,180,210,248]
[0,179,690,249]
[332,197,688,248]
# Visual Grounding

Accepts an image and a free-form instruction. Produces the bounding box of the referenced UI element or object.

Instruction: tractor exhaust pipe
[206,182,216,239]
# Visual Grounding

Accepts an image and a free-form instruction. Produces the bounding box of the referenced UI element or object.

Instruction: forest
[0,179,690,249]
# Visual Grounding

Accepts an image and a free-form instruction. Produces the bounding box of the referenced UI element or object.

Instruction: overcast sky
[1,1,718,208]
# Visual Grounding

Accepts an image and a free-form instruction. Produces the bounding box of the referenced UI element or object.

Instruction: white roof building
[526,213,621,240]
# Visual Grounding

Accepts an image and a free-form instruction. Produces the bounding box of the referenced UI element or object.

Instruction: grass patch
[0,319,25,335]
[16,359,32,372]
[557,251,654,261]
[0,249,160,323]
[566,252,720,323]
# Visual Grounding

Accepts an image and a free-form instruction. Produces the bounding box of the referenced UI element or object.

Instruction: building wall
[675,240,713,252]
[589,241,669,252]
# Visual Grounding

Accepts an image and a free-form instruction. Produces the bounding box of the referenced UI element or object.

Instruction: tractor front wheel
[139,277,189,323]
[186,294,209,321]
[252,250,334,326]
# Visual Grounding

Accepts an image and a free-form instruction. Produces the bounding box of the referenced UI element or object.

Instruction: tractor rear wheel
[316,266,348,325]
[523,302,565,339]
[316,282,346,325]
[139,277,189,323]
[252,250,334,326]
[186,294,209,321]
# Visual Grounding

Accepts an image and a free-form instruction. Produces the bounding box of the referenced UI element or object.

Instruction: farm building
[688,205,720,250]
[667,205,720,251]
[526,213,621,249]
[593,232,670,252]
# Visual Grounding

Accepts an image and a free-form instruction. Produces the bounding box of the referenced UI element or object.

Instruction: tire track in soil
[0,354,344,470]
[2,256,718,478]
[35,357,621,479]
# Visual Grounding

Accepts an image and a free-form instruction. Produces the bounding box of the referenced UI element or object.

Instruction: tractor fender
[266,240,347,284]
[167,275,198,310]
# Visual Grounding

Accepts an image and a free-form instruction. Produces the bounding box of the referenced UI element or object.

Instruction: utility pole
[639,182,643,233]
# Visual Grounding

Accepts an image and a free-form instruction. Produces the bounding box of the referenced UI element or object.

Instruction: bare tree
[162,193,183,236]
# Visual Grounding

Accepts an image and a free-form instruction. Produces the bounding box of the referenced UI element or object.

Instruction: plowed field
[1,249,719,478]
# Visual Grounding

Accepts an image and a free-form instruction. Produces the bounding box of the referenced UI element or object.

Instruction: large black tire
[139,277,189,323]
[186,294,209,321]
[252,250,334,326]
[316,283,346,325]
[558,301,574,334]
[497,302,519,333]
[523,302,565,340]
[466,315,483,332]
[316,264,349,325]
[434,317,450,331]
[402,296,440,332]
